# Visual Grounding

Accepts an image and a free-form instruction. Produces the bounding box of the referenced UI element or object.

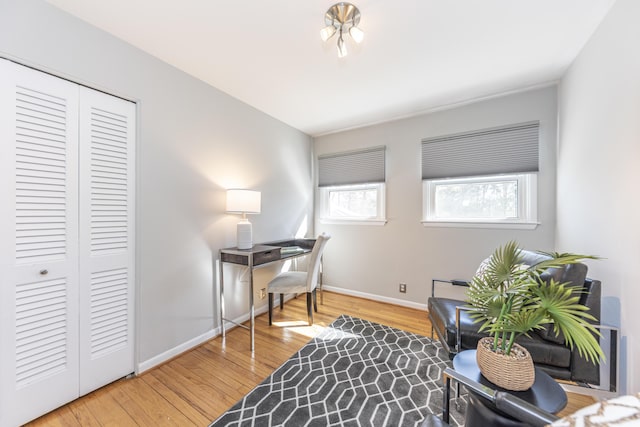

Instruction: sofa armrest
[431,278,469,298]
[596,324,620,395]
[564,323,620,398]
[570,279,601,384]
[428,279,473,356]
[455,305,472,353]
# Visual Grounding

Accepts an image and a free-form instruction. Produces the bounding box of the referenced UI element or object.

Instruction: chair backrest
[518,250,588,292]
[305,233,331,292]
[518,250,591,345]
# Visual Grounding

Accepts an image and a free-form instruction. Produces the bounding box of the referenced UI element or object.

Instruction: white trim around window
[319,183,387,225]
[422,173,538,229]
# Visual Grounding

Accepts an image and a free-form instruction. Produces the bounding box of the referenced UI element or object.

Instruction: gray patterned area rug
[210,315,466,426]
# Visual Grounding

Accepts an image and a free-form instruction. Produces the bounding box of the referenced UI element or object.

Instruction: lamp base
[237,219,253,250]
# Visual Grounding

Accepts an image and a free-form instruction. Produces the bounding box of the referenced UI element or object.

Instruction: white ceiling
[46,0,615,136]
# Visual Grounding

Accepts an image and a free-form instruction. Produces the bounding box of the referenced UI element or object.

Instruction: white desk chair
[267,233,331,325]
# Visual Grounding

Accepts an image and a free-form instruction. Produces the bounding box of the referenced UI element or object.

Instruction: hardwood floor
[27,291,594,426]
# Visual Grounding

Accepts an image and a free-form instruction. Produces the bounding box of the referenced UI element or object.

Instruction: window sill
[319,218,387,226]
[421,220,539,230]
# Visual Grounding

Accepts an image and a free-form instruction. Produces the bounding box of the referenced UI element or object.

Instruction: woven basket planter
[476,337,535,391]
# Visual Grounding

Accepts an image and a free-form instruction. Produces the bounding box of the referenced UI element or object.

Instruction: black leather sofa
[427,250,601,385]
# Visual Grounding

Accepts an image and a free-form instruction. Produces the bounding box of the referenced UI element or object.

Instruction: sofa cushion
[516,333,571,369]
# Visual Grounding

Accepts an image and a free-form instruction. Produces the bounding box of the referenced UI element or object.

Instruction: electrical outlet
[260,288,267,299]
[399,283,407,293]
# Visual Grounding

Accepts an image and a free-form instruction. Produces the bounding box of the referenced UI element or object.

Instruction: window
[318,146,386,225]
[319,183,385,223]
[423,173,537,226]
[421,122,539,228]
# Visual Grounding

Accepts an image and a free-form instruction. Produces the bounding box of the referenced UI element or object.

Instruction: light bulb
[337,35,348,58]
[320,25,336,42]
[349,26,364,44]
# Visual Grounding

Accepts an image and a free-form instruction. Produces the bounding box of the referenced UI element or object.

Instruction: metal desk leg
[319,255,324,305]
[219,252,225,340]
[248,256,255,352]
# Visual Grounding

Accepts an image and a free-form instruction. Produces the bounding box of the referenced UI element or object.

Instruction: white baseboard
[137,328,218,374]
[136,297,287,374]
[137,290,423,374]
[322,285,428,311]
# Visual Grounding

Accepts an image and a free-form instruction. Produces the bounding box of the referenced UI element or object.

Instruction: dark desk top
[220,238,315,266]
[220,238,315,253]
[453,350,567,414]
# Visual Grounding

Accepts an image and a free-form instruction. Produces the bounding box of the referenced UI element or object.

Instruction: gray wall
[314,87,558,306]
[0,0,313,366]
[557,0,640,394]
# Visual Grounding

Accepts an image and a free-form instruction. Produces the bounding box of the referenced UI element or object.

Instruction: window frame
[318,182,387,226]
[422,173,538,229]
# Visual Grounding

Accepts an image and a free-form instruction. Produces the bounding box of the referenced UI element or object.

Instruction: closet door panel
[78,86,135,395]
[0,59,80,427]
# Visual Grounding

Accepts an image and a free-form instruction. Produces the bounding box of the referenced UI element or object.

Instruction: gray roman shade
[421,121,539,180]
[318,146,386,187]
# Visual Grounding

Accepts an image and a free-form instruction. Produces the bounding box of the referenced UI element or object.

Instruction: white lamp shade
[349,26,364,44]
[226,189,261,214]
[320,25,337,42]
[337,35,348,58]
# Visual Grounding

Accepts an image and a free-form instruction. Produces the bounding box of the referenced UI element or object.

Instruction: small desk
[218,238,316,352]
[449,350,567,426]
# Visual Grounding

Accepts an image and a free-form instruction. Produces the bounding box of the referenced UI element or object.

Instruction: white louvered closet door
[0,60,80,426]
[1,60,136,426]
[78,86,135,395]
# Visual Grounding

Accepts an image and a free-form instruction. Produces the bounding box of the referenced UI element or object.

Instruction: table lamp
[226,189,261,249]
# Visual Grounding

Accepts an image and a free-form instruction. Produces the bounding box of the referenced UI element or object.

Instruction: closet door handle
[39,269,48,275]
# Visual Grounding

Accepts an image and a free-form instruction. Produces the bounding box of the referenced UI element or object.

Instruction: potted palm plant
[466,241,604,391]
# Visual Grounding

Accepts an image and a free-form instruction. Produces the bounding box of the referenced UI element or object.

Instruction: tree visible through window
[319,183,386,223]
[434,179,517,219]
[423,173,537,226]
[328,187,378,218]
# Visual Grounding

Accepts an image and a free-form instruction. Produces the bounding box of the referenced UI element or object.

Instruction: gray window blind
[318,146,386,187]
[421,121,539,180]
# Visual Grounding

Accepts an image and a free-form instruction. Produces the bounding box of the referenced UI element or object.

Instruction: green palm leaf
[465,241,604,362]
[532,280,604,363]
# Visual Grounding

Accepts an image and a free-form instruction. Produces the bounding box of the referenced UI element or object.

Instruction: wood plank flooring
[27,291,594,426]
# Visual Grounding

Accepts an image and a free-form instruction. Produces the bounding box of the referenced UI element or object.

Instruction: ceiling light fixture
[320,2,363,58]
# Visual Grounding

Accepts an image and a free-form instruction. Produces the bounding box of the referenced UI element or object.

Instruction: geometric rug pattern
[210,315,466,426]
